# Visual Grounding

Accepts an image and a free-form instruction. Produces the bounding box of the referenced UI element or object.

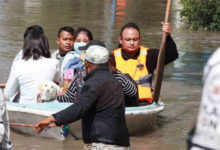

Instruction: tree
[180,0,220,31]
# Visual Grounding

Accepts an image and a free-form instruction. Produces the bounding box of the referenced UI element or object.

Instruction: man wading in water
[34,40,130,150]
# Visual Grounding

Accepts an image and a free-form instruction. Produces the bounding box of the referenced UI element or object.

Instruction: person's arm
[164,35,178,64]
[146,35,178,74]
[56,78,77,103]
[34,116,56,134]
[4,63,19,100]
[53,79,99,125]
[114,70,137,97]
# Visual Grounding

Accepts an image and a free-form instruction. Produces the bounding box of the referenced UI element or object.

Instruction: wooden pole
[153,0,172,103]
[10,123,37,128]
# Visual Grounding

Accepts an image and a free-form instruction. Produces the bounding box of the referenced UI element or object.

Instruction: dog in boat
[38,81,60,103]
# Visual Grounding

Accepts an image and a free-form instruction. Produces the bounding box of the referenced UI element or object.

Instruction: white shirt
[4,57,59,103]
[52,49,65,85]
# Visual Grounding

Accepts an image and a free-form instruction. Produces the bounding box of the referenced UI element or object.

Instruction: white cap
[85,45,109,64]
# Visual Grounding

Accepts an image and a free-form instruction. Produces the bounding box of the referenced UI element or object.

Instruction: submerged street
[0,0,220,149]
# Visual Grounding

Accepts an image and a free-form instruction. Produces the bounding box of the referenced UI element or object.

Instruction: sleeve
[146,35,178,73]
[53,79,99,125]
[164,35,178,64]
[4,62,19,100]
[56,77,77,103]
[114,70,137,97]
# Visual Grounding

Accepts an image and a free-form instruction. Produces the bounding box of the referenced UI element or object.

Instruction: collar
[84,65,109,81]
[121,48,140,60]
[55,49,65,60]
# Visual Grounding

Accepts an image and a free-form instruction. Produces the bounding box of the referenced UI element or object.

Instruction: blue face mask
[74,42,87,54]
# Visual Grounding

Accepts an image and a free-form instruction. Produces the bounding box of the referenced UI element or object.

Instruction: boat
[0,87,165,140]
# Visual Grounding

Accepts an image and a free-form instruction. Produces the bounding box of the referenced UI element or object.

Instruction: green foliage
[180,0,220,31]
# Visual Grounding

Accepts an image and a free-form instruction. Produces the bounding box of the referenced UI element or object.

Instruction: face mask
[74,42,87,54]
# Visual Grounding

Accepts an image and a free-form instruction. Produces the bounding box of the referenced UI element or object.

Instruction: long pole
[153,0,172,103]
[10,123,37,128]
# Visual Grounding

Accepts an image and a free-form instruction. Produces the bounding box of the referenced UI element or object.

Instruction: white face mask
[74,42,87,54]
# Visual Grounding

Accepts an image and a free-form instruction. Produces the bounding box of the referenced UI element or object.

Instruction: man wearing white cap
[34,40,130,150]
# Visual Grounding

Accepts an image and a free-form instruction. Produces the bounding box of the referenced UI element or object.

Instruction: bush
[180,0,220,31]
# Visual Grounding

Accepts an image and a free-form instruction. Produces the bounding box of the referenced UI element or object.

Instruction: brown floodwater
[0,0,220,149]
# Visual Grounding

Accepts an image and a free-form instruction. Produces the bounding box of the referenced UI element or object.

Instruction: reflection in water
[23,0,43,20]
[115,0,127,24]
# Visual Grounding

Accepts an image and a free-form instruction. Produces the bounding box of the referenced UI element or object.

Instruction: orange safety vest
[113,46,153,103]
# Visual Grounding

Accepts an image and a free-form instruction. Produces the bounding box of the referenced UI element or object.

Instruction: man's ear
[85,61,89,68]
[85,61,90,73]
[119,36,123,45]
[56,37,60,45]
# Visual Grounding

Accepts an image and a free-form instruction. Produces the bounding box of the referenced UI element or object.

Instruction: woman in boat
[56,40,139,107]
[57,27,93,102]
[4,25,59,103]
[60,27,93,83]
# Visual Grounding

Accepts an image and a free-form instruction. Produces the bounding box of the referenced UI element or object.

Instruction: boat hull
[5,100,164,140]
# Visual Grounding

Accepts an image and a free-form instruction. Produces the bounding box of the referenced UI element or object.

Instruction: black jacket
[53,65,130,147]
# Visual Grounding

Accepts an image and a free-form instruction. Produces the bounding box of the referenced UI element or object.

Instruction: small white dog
[38,81,60,102]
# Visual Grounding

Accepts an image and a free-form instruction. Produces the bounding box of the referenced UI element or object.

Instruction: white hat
[84,41,109,64]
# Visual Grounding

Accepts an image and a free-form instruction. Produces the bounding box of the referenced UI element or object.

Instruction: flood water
[0,0,220,149]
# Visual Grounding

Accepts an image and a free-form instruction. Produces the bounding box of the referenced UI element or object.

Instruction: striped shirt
[114,70,137,97]
[56,73,78,103]
[57,70,137,103]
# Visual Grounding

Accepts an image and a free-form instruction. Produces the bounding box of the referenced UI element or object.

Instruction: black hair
[120,22,140,37]
[23,25,44,39]
[118,22,140,48]
[22,28,50,60]
[57,26,74,37]
[74,27,93,41]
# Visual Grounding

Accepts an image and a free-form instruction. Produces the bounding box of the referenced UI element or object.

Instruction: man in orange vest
[112,22,178,105]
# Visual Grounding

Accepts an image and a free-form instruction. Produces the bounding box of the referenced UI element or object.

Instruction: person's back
[7,58,58,102]
[4,25,59,103]
[80,65,129,146]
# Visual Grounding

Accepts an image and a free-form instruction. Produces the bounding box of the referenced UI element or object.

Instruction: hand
[34,116,56,134]
[161,21,172,35]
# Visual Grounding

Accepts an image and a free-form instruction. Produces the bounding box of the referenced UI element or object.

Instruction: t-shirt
[4,57,59,103]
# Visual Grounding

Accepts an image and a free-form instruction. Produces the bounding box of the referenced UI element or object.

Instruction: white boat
[0,88,165,140]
